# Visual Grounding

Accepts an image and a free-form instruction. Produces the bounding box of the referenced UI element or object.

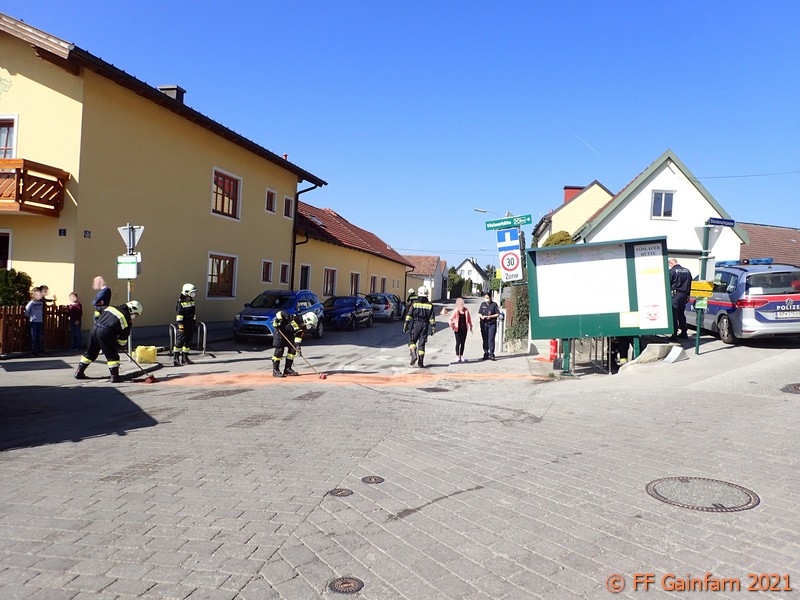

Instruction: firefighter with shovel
[74,301,142,383]
[271,310,319,377]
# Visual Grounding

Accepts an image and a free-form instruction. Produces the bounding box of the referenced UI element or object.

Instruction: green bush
[542,230,573,247]
[0,268,33,306]
[505,283,529,341]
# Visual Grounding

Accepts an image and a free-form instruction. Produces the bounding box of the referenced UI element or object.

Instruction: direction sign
[485,214,532,231]
[690,281,713,298]
[707,217,735,227]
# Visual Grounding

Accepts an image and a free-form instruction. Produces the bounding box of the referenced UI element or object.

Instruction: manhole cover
[781,383,800,394]
[328,488,353,497]
[646,477,760,512]
[417,387,449,393]
[328,577,364,594]
[361,476,384,484]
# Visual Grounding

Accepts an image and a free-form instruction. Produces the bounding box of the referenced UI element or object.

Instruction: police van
[686,258,800,344]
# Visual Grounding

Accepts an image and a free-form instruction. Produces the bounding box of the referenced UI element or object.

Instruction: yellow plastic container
[134,345,158,364]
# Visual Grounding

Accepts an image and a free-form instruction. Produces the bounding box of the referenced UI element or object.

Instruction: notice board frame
[526,237,673,339]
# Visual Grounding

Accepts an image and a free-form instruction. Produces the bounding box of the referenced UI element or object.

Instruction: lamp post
[474,208,512,217]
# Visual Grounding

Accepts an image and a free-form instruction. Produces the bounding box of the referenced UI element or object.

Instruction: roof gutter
[290,184,321,290]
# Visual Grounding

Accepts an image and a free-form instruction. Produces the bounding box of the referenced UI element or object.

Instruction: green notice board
[527,237,673,339]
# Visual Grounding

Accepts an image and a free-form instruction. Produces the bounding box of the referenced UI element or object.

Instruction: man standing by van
[668,258,692,341]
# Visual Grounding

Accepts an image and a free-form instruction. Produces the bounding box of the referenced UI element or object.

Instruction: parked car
[686,259,800,344]
[322,295,373,330]
[233,289,324,342]
[386,293,405,318]
[366,293,403,321]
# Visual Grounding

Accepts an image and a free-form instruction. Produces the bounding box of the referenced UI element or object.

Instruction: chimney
[563,185,583,203]
[158,85,186,104]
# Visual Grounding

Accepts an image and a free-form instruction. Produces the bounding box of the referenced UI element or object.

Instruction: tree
[0,268,33,306]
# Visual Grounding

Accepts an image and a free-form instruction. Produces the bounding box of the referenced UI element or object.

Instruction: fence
[0,305,70,355]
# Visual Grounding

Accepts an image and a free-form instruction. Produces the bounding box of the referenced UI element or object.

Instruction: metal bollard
[168,322,206,356]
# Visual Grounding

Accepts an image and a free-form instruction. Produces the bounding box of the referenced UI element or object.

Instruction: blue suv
[686,259,800,344]
[233,289,324,343]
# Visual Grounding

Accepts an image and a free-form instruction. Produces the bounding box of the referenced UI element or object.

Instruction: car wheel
[313,321,324,339]
[349,316,357,331]
[366,315,373,328]
[718,315,737,344]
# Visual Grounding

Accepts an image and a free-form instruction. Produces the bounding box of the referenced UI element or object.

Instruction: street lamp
[474,208,512,217]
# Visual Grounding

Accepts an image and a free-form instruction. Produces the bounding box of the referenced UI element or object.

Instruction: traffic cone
[440,306,449,316]
[549,339,558,361]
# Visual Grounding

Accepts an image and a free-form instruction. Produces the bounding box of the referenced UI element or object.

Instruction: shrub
[541,230,574,247]
[0,268,33,306]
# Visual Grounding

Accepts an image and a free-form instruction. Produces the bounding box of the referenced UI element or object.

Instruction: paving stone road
[2,299,799,599]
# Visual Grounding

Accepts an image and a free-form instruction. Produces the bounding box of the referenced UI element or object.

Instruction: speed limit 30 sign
[497,229,523,282]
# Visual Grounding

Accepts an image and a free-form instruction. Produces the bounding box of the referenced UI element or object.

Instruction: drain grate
[328,488,354,497]
[329,577,364,594]
[781,383,800,394]
[646,477,760,512]
[361,476,384,484]
[417,387,449,393]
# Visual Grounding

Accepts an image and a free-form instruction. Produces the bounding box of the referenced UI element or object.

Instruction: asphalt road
[1,298,799,599]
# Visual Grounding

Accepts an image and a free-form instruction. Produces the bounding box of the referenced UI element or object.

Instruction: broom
[124,350,158,384]
[278,330,328,379]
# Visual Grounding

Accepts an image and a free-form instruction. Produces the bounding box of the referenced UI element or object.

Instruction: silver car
[366,293,402,321]
[686,260,800,344]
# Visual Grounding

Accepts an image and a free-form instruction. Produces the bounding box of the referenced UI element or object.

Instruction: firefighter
[403,286,436,368]
[402,287,417,320]
[173,283,197,366]
[271,310,319,377]
[74,301,142,383]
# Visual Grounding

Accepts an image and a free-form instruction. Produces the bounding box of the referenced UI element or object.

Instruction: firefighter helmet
[417,286,428,297]
[126,300,143,317]
[408,288,415,294]
[302,312,319,330]
[182,283,197,297]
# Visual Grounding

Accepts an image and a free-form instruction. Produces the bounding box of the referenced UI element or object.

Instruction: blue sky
[6,1,800,270]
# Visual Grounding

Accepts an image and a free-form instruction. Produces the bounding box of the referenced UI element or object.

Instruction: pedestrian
[91,275,111,321]
[67,292,83,350]
[271,310,318,377]
[403,286,436,368]
[448,297,473,363]
[478,291,501,360]
[37,284,56,354]
[24,287,44,356]
[668,258,692,341]
[173,283,197,366]
[74,301,142,383]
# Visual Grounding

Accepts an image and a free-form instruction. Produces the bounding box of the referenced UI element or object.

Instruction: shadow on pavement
[0,386,158,451]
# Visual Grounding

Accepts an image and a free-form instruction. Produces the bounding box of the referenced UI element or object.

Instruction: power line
[694,169,800,180]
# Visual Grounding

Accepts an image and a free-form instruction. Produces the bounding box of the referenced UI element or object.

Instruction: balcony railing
[0,159,70,217]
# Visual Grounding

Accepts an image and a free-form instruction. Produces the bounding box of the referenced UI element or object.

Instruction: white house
[454,258,490,295]
[402,255,447,302]
[573,149,749,278]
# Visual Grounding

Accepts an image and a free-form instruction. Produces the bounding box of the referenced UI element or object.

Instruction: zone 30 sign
[497,228,523,282]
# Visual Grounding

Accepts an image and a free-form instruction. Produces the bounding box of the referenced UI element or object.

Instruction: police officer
[173,283,197,366]
[74,301,142,383]
[403,286,436,368]
[478,291,501,360]
[669,258,693,341]
[271,310,319,377]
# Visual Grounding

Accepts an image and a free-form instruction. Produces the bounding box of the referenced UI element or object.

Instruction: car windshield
[250,292,294,309]
[746,271,800,296]
[324,297,355,308]
[366,295,384,303]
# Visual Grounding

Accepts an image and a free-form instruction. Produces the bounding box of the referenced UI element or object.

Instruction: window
[0,120,14,158]
[323,268,337,296]
[652,191,674,218]
[381,277,387,293]
[279,262,290,285]
[261,260,273,283]
[369,275,378,293]
[299,264,311,290]
[208,253,236,297]
[283,196,294,218]
[212,170,240,219]
[265,189,276,213]
[350,272,360,295]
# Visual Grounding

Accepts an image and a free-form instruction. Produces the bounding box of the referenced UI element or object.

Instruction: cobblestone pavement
[2,302,800,599]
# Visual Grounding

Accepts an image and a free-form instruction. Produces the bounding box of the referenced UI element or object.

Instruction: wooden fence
[0,306,70,354]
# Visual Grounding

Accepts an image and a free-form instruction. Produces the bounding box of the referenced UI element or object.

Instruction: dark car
[365,293,403,321]
[686,259,800,344]
[322,295,373,330]
[233,289,324,342]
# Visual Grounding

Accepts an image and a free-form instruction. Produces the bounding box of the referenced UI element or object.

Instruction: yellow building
[0,13,326,335]
[295,202,413,298]
[531,181,613,245]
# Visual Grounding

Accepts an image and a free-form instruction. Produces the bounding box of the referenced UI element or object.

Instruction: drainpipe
[290,183,319,291]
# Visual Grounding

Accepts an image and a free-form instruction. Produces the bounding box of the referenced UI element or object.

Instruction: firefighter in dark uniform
[668,258,693,341]
[74,301,142,383]
[402,287,417,320]
[271,310,319,377]
[173,283,197,366]
[403,286,436,368]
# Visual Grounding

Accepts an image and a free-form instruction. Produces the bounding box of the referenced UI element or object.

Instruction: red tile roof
[739,222,800,266]
[401,255,441,276]
[296,202,413,267]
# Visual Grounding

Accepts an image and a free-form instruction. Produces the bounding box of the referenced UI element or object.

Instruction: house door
[299,265,310,290]
[0,231,9,269]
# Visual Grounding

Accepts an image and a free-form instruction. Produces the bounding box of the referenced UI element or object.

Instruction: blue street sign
[707,217,735,227]
[496,228,519,251]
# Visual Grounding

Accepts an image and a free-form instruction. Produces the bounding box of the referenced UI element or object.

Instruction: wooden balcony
[0,159,70,217]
